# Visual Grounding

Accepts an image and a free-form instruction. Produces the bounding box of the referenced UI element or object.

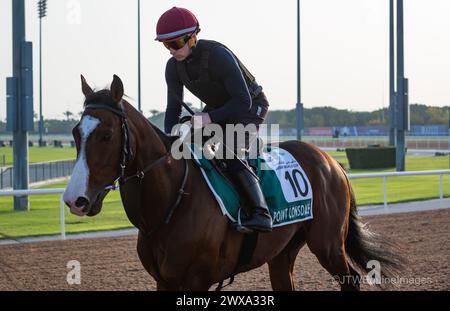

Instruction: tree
[63,111,74,121]
[149,110,160,117]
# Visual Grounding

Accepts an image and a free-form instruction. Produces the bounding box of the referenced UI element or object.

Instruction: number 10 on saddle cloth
[189,144,313,227]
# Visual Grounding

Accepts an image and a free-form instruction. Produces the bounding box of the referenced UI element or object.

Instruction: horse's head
[63,75,131,217]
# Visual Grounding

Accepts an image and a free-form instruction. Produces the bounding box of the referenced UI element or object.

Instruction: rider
[156,7,272,233]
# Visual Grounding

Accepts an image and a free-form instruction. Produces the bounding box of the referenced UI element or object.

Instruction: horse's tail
[344,180,406,286]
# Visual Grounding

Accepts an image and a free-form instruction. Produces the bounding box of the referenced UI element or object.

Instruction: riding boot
[230,169,273,233]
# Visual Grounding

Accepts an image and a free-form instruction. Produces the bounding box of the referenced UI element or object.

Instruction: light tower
[37,0,47,147]
[296,0,304,140]
[137,0,142,113]
[395,0,409,171]
[7,0,34,210]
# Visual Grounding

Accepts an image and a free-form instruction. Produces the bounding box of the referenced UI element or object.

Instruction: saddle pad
[189,145,313,227]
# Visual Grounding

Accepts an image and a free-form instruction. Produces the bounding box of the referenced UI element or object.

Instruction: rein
[83,102,189,237]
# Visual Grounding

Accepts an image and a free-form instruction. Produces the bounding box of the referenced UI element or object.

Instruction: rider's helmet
[155,7,200,42]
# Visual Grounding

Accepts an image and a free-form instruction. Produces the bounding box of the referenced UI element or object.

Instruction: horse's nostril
[75,197,89,208]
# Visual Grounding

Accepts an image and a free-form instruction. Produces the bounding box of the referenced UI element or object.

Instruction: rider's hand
[192,113,212,129]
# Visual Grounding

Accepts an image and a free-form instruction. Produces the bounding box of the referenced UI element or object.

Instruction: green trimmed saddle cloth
[189,145,314,227]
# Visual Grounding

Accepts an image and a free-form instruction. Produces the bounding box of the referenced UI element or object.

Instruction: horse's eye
[102,133,112,141]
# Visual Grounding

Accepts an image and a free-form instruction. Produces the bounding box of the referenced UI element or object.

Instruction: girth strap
[215,232,259,291]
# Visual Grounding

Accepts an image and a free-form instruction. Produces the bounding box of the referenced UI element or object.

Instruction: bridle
[84,102,133,185]
[81,101,189,236]
[83,101,172,187]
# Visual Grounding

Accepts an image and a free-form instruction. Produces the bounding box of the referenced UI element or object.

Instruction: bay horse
[63,75,403,291]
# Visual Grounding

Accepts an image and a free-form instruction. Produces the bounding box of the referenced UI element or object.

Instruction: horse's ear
[110,75,124,103]
[81,74,93,97]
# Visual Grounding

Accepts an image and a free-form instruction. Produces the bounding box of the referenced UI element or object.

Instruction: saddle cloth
[189,144,314,227]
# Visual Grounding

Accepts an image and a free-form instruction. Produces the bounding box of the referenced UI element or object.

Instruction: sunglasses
[163,34,192,51]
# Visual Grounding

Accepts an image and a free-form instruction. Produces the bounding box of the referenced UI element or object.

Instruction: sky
[0,0,449,120]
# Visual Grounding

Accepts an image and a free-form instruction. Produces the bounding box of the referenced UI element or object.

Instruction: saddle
[206,143,259,188]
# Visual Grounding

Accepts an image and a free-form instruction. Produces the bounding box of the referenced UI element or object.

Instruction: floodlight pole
[396,0,407,171]
[38,0,47,147]
[296,0,304,140]
[389,0,396,146]
[137,0,142,113]
[9,0,34,210]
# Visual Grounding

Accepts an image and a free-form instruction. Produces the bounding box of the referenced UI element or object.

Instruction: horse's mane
[148,120,179,149]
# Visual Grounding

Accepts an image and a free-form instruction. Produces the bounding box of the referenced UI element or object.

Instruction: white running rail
[348,169,450,209]
[0,188,66,240]
[1,169,450,240]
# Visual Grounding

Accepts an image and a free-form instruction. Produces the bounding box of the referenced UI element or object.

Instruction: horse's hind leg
[306,219,360,291]
[268,232,306,291]
[314,246,360,291]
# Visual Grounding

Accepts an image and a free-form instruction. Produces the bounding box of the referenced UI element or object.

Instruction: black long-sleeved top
[164,40,254,134]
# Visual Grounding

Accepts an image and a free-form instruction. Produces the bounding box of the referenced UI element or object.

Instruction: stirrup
[234,208,254,234]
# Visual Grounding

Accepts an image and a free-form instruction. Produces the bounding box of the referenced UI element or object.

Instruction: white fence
[348,169,450,209]
[0,159,76,189]
[1,169,450,241]
[0,188,66,240]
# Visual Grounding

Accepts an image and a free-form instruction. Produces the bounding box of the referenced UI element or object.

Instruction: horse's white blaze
[63,115,100,210]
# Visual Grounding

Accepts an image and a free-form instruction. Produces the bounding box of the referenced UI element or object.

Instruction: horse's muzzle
[86,191,106,216]
[65,189,108,217]
[65,196,91,216]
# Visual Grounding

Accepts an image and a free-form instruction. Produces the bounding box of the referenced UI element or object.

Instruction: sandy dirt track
[0,208,449,291]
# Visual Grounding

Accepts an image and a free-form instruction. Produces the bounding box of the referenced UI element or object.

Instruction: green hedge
[345,147,396,169]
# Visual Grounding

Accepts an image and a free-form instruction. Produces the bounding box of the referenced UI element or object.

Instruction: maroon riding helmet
[155,7,200,42]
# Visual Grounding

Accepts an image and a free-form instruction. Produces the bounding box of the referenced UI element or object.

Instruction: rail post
[60,195,66,240]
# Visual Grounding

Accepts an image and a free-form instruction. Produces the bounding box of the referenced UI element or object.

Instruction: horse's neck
[123,105,184,231]
[131,114,167,163]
